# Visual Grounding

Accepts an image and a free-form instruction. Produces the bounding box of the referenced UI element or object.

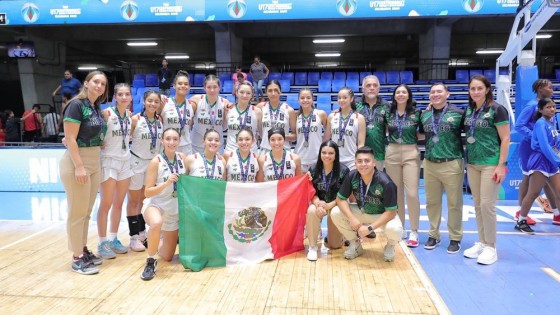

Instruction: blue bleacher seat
[373,71,386,84]
[484,70,496,83]
[400,71,413,84]
[556,69,560,80]
[316,94,332,113]
[133,74,146,81]
[189,73,195,85]
[133,79,145,88]
[347,72,359,81]
[219,73,230,83]
[286,94,299,107]
[455,70,469,83]
[149,87,160,93]
[469,69,483,79]
[145,73,158,87]
[193,73,205,87]
[225,95,235,103]
[131,87,137,95]
[269,72,282,82]
[346,79,360,93]
[308,72,320,85]
[169,87,176,96]
[386,71,400,84]
[133,94,142,104]
[333,72,346,81]
[222,80,234,94]
[133,102,143,114]
[360,71,372,82]
[318,79,332,93]
[282,72,295,85]
[331,79,345,92]
[136,87,148,97]
[321,72,333,80]
[295,72,307,86]
[278,79,291,93]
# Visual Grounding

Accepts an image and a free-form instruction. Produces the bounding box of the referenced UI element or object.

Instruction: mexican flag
[177,175,315,272]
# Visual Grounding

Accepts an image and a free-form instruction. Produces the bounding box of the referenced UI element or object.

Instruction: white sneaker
[477,246,497,265]
[130,234,146,252]
[384,244,396,262]
[343,240,364,260]
[406,231,419,248]
[463,242,485,259]
[401,229,408,239]
[307,246,318,261]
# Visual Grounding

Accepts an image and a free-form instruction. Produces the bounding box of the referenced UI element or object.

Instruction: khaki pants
[330,204,403,245]
[424,159,464,241]
[376,160,385,172]
[384,144,421,230]
[466,164,499,244]
[306,204,343,249]
[60,147,101,255]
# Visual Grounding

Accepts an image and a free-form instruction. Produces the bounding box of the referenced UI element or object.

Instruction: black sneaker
[424,237,441,250]
[141,258,158,281]
[447,240,461,254]
[83,246,103,265]
[366,231,376,239]
[515,219,535,235]
[72,256,100,275]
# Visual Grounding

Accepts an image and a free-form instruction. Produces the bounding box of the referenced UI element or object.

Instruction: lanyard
[161,153,178,192]
[143,113,158,151]
[431,104,448,136]
[236,104,250,130]
[338,111,353,141]
[358,177,371,210]
[396,111,406,140]
[269,103,281,126]
[321,168,332,192]
[469,102,487,138]
[113,107,129,150]
[202,153,217,179]
[89,101,105,140]
[236,150,251,183]
[206,96,218,127]
[363,104,377,126]
[270,150,286,180]
[301,109,314,144]
[174,98,187,134]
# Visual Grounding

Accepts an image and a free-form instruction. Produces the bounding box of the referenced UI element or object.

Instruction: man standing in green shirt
[356,75,389,170]
[331,146,403,262]
[420,83,465,254]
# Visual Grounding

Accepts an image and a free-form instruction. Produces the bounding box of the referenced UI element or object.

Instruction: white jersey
[260,102,291,151]
[191,95,226,154]
[262,150,297,181]
[330,111,360,170]
[161,97,194,155]
[226,150,260,183]
[225,104,259,153]
[189,152,226,180]
[144,152,187,216]
[101,107,131,160]
[130,113,163,160]
[295,109,324,168]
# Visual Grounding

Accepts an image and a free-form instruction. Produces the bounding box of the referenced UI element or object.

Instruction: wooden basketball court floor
[2,190,560,314]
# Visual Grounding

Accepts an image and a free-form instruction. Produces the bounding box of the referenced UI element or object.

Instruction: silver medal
[303,141,309,148]
[337,139,344,147]
[432,136,439,143]
[396,138,403,144]
[172,191,178,198]
[467,136,476,144]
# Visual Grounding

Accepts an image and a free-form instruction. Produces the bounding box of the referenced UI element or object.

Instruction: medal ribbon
[270,150,286,180]
[338,110,353,142]
[113,107,129,150]
[431,104,448,138]
[269,102,281,127]
[236,150,251,183]
[202,154,217,179]
[396,111,406,141]
[358,177,371,210]
[174,97,187,135]
[321,169,332,192]
[301,109,314,144]
[236,104,250,130]
[469,102,486,139]
[161,153,178,192]
[143,113,158,151]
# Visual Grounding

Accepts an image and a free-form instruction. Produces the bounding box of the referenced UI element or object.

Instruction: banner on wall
[0,148,65,192]
[0,0,550,26]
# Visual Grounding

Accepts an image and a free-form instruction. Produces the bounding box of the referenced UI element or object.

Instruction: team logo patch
[121,1,139,21]
[447,117,454,122]
[286,161,291,169]
[337,0,357,17]
[227,0,247,19]
[22,3,40,23]
[228,207,271,243]
[462,0,483,13]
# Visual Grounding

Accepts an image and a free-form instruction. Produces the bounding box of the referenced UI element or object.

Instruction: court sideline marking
[0,221,64,251]
[541,267,560,283]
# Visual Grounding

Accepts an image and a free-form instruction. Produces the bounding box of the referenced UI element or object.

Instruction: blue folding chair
[133,79,145,88]
[400,71,413,84]
[360,71,372,82]
[484,70,496,83]
[316,94,332,114]
[308,72,320,85]
[469,69,483,79]
[193,74,205,87]
[295,72,307,86]
[145,74,158,87]
[386,71,400,84]
[282,72,295,85]
[286,94,299,108]
[331,79,345,92]
[269,72,282,82]
[333,72,346,81]
[219,73,230,83]
[278,79,291,93]
[346,79,360,93]
[455,70,469,83]
[318,79,332,93]
[133,74,146,81]
[347,72,359,81]
[321,72,333,80]
[373,71,386,84]
[221,80,234,94]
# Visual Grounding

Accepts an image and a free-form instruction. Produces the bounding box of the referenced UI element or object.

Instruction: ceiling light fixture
[475,49,504,54]
[536,34,552,39]
[165,55,190,59]
[313,39,345,44]
[315,53,341,57]
[78,66,98,70]
[127,42,158,47]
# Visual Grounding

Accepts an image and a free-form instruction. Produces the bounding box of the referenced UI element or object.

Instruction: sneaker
[110,239,129,254]
[139,231,148,248]
[384,244,396,262]
[401,229,408,239]
[141,258,158,281]
[366,231,377,239]
[477,246,498,265]
[553,214,560,225]
[307,246,318,261]
[406,231,419,248]
[447,240,461,254]
[72,256,100,275]
[343,240,364,260]
[130,234,146,252]
[83,246,103,265]
[536,196,553,213]
[515,211,536,225]
[515,219,535,235]
[97,241,117,259]
[463,242,485,259]
[423,237,440,250]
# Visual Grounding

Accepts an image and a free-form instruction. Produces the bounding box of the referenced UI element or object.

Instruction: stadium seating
[333,72,346,81]
[321,72,333,80]
[133,74,146,81]
[278,79,291,93]
[346,79,360,93]
[282,72,295,85]
[307,72,320,85]
[556,69,560,80]
[224,95,235,103]
[400,71,413,84]
[331,79,345,92]
[318,79,331,93]
[455,70,469,83]
[469,69,483,78]
[360,71,372,82]
[386,71,400,84]
[316,94,332,113]
[193,73,205,87]
[219,73,230,83]
[269,72,282,82]
[373,71,386,84]
[295,72,307,86]
[484,69,496,83]
[286,94,299,106]
[222,80,234,94]
[347,72,359,81]
[133,79,145,88]
[169,87,176,96]
[145,73,158,87]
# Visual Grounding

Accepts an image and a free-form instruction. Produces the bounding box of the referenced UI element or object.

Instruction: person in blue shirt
[517,98,560,233]
[52,70,82,97]
[515,79,555,224]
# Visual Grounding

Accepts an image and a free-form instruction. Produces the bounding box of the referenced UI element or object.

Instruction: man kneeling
[331,146,403,261]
